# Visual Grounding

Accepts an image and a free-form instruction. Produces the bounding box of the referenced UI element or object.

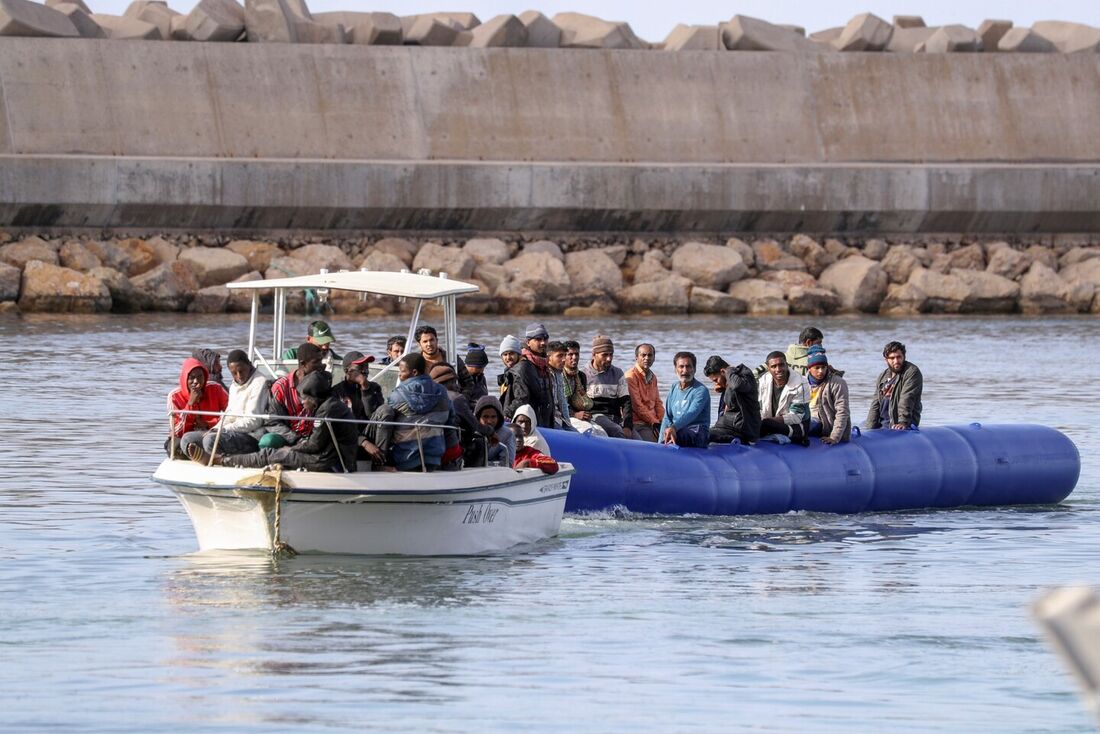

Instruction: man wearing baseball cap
[282,320,342,370]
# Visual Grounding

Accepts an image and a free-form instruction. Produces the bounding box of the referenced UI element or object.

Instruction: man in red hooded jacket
[166,357,229,457]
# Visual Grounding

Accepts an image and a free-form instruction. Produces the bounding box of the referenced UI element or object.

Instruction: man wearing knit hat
[502,323,555,430]
[463,343,490,402]
[806,347,851,445]
[498,335,522,406]
[583,335,634,439]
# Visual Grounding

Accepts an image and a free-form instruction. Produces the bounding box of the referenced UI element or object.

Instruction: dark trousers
[222,447,331,472]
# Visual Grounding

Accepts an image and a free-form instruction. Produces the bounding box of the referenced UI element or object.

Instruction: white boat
[153,269,574,556]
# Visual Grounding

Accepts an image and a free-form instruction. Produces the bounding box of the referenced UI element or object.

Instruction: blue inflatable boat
[543,424,1080,515]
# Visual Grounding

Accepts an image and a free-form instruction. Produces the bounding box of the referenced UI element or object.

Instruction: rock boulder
[951,269,1020,313]
[997,27,1055,52]
[977,19,1012,50]
[879,282,928,315]
[788,234,834,277]
[469,13,526,47]
[88,266,139,312]
[985,247,1031,280]
[907,268,968,313]
[131,261,199,311]
[358,250,407,273]
[59,241,102,271]
[722,14,826,52]
[1032,21,1100,53]
[518,10,559,47]
[0,0,79,37]
[463,238,511,266]
[920,25,982,52]
[554,12,645,49]
[881,245,920,284]
[618,274,692,314]
[818,256,888,312]
[52,2,105,37]
[752,238,805,272]
[786,285,840,315]
[728,279,787,315]
[403,15,459,45]
[1019,263,1077,314]
[689,286,746,314]
[179,247,251,287]
[502,252,571,299]
[19,261,111,313]
[671,242,747,289]
[373,237,417,266]
[227,240,281,272]
[0,261,20,301]
[833,12,892,51]
[184,0,244,41]
[314,10,400,43]
[265,255,312,280]
[663,23,719,50]
[521,240,564,261]
[0,236,59,268]
[413,243,476,279]
[289,243,354,272]
[565,250,622,295]
[725,237,755,268]
[91,13,161,39]
[244,0,298,42]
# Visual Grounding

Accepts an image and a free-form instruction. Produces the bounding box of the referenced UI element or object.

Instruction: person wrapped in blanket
[509,405,559,475]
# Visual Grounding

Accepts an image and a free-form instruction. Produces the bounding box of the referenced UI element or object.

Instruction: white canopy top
[227,270,480,299]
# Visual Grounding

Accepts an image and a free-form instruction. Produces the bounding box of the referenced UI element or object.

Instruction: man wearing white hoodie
[757,351,810,442]
[202,350,271,456]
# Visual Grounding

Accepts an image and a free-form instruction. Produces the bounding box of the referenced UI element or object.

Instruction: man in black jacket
[332,351,386,464]
[503,323,556,430]
[865,341,923,430]
[704,355,762,445]
[198,371,359,473]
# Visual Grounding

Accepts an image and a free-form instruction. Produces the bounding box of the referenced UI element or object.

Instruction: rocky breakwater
[2,233,1099,318]
[2,0,1098,55]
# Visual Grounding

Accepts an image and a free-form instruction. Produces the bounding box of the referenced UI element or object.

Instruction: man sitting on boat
[626,343,664,443]
[865,341,923,431]
[331,351,386,466]
[658,351,711,448]
[510,415,560,475]
[704,355,762,445]
[583,335,635,439]
[386,353,454,472]
[806,347,851,445]
[197,371,359,473]
[757,351,811,444]
[200,350,271,457]
[430,362,492,468]
[261,342,325,448]
[474,395,516,467]
[463,343,490,401]
[166,357,229,458]
[380,335,406,365]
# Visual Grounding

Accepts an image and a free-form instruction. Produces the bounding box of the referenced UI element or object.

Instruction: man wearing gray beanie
[502,323,555,429]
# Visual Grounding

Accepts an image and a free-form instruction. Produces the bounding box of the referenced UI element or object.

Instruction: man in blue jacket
[658,351,711,448]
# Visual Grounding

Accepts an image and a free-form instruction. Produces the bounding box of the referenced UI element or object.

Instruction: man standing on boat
[282,320,342,371]
[865,341,923,431]
[784,326,824,376]
[262,342,325,447]
[625,343,664,442]
[380,336,406,365]
[415,325,477,402]
[583,335,634,439]
[806,348,851,445]
[704,355,761,445]
[658,351,710,448]
[503,323,556,431]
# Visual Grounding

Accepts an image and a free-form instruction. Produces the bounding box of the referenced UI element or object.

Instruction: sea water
[1,313,1097,733]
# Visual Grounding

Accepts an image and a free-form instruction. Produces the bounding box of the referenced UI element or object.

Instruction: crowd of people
[166,321,924,475]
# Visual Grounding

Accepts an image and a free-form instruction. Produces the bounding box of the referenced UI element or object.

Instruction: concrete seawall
[2,39,1099,233]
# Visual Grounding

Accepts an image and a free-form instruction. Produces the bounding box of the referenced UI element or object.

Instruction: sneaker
[186,443,211,465]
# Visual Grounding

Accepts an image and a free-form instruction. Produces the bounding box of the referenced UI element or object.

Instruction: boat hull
[544,423,1080,515]
[153,460,573,555]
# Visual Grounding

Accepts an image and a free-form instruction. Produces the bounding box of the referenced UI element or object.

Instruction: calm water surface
[1,313,1097,733]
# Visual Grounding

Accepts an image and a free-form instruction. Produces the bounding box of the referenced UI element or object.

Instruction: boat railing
[169,408,466,474]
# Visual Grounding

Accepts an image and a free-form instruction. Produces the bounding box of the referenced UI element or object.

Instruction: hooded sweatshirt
[168,358,229,437]
[219,367,270,434]
[288,371,359,472]
[474,394,517,466]
[514,403,551,455]
[387,374,453,470]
